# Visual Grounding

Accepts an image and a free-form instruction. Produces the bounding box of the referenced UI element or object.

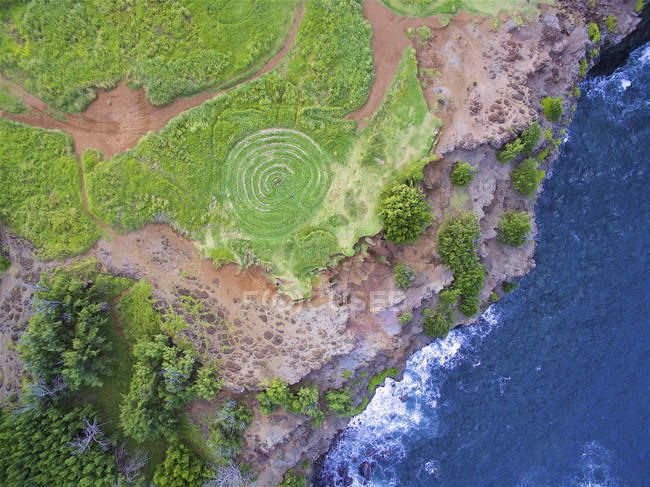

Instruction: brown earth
[0,0,305,159]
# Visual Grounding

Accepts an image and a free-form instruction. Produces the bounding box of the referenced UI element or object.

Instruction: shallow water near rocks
[318,42,650,487]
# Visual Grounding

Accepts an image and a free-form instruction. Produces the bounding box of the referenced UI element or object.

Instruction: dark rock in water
[343,476,353,486]
[358,461,373,480]
[336,463,348,479]
[399,394,409,402]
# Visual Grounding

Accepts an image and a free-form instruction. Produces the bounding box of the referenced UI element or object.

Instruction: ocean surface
[318,42,650,487]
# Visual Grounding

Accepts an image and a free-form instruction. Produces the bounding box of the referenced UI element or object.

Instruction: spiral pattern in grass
[224,128,332,238]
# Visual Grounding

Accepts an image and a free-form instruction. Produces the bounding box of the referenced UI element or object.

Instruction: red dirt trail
[0,0,305,159]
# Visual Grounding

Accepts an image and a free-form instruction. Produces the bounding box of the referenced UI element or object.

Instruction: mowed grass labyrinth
[224,128,331,239]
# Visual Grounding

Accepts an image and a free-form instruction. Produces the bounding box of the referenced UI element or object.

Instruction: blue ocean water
[319,43,650,487]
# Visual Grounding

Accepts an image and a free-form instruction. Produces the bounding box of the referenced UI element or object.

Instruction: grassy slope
[0,118,100,258]
[379,0,548,17]
[0,0,300,111]
[0,85,25,113]
[85,26,438,299]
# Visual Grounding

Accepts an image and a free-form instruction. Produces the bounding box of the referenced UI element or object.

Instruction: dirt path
[0,0,305,159]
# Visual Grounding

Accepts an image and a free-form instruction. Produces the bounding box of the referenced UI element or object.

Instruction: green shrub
[587,22,601,42]
[497,211,531,247]
[605,15,617,32]
[368,368,398,395]
[394,263,416,289]
[406,27,415,39]
[398,311,412,324]
[436,213,486,317]
[116,279,161,344]
[325,388,355,417]
[418,26,431,41]
[450,161,476,186]
[423,309,453,338]
[511,158,545,196]
[380,183,433,244]
[520,121,542,155]
[257,378,290,415]
[637,0,644,13]
[195,363,224,400]
[277,469,306,487]
[542,96,563,122]
[537,147,551,162]
[579,58,588,77]
[502,281,519,293]
[574,86,581,98]
[287,385,320,417]
[154,442,207,487]
[490,292,499,302]
[496,137,525,163]
[545,127,553,140]
[0,256,10,272]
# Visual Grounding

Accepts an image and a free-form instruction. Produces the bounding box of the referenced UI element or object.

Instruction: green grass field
[0,0,300,111]
[0,118,100,258]
[380,0,548,17]
[1,0,441,297]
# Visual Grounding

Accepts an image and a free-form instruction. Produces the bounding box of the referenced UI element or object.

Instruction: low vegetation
[588,22,601,42]
[379,0,544,17]
[325,388,356,417]
[277,469,307,487]
[0,0,300,111]
[0,119,100,258]
[257,379,324,424]
[496,121,542,163]
[498,211,531,247]
[542,96,564,122]
[0,255,10,272]
[399,311,412,324]
[450,161,476,186]
[394,262,416,289]
[605,15,617,33]
[0,86,26,113]
[208,399,253,462]
[511,158,545,196]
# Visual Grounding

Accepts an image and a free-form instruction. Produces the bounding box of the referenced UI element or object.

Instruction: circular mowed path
[224,128,332,238]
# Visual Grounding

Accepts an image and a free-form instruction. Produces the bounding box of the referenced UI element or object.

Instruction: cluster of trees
[120,334,222,442]
[436,213,486,317]
[324,387,356,417]
[18,262,129,395]
[0,405,141,486]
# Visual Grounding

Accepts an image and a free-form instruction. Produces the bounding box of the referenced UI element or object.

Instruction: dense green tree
[379,183,433,244]
[541,96,563,122]
[0,255,10,272]
[0,405,128,487]
[511,158,545,196]
[18,261,127,392]
[422,308,453,339]
[587,22,601,42]
[450,161,476,186]
[153,442,207,487]
[436,213,486,317]
[498,211,531,247]
[393,262,415,289]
